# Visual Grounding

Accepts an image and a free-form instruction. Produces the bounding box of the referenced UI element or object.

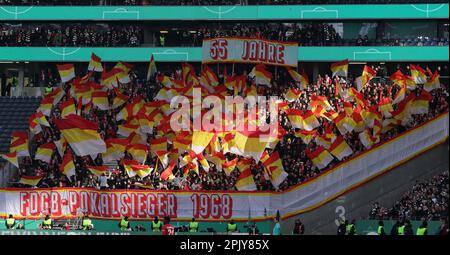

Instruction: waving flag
[149,137,168,155]
[92,91,109,110]
[1,152,19,168]
[301,110,320,131]
[285,88,302,102]
[146,55,157,81]
[329,136,353,161]
[124,159,153,178]
[54,114,106,156]
[191,130,215,155]
[60,98,76,118]
[101,68,122,89]
[35,142,55,163]
[331,59,349,77]
[203,65,219,87]
[231,130,271,161]
[222,158,238,176]
[306,146,334,170]
[260,151,288,189]
[379,94,394,118]
[254,64,272,86]
[410,90,433,115]
[294,130,318,144]
[117,123,139,138]
[102,138,128,163]
[409,64,427,84]
[287,68,309,89]
[424,71,440,92]
[87,165,108,177]
[60,151,76,177]
[10,136,29,157]
[37,97,54,117]
[112,88,129,109]
[19,175,42,186]
[126,144,148,164]
[235,161,257,191]
[173,133,192,153]
[46,87,65,106]
[285,108,304,129]
[359,129,378,149]
[355,65,377,91]
[57,64,75,83]
[160,160,176,182]
[88,53,103,72]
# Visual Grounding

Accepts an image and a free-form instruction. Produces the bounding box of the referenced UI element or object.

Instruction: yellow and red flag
[54,114,106,156]
[92,91,109,110]
[260,151,288,189]
[102,138,128,163]
[10,136,29,157]
[173,133,192,153]
[126,144,148,164]
[147,55,157,81]
[35,142,55,163]
[88,53,103,72]
[60,98,77,118]
[19,175,42,186]
[306,146,334,170]
[87,165,108,177]
[285,108,303,129]
[101,68,122,89]
[150,137,168,155]
[57,64,76,83]
[124,159,153,178]
[235,161,257,191]
[191,130,215,155]
[287,68,309,90]
[424,71,440,92]
[254,64,272,86]
[117,123,139,138]
[378,93,394,118]
[331,59,349,77]
[203,65,219,87]
[112,88,129,109]
[160,159,176,182]
[37,96,54,117]
[294,130,318,144]
[222,158,238,176]
[410,89,433,115]
[310,94,333,111]
[285,88,302,102]
[60,151,76,177]
[1,151,19,168]
[301,110,320,131]
[359,129,378,149]
[409,64,427,84]
[329,136,353,161]
[355,65,377,91]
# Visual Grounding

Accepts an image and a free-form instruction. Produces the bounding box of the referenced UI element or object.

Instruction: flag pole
[232,62,235,75]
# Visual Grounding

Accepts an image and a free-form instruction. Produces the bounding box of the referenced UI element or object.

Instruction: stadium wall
[280,140,449,235]
[0,47,448,62]
[0,4,447,21]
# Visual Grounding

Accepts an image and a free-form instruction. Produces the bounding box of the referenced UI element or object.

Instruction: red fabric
[162,224,175,235]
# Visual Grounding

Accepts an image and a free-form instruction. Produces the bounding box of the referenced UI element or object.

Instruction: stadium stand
[0,96,40,156]
[1,22,448,47]
[0,0,448,236]
[369,171,448,221]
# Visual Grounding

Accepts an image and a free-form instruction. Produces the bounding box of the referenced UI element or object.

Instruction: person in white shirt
[99,172,111,190]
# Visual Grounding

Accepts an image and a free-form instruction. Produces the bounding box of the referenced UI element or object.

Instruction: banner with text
[0,114,448,221]
[202,37,298,67]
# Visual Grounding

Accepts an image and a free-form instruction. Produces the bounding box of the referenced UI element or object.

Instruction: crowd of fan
[369,171,449,221]
[9,62,449,191]
[0,24,143,47]
[1,22,447,47]
[0,0,447,5]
